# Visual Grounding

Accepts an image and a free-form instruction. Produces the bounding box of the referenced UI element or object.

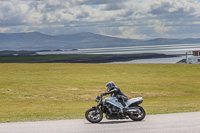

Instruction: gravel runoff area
[0,112,199,133]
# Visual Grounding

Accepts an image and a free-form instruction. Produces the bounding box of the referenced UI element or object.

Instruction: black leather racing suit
[107,87,128,107]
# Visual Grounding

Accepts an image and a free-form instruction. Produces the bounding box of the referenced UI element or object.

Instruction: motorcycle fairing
[104,97,143,109]
[104,97,124,109]
[126,97,143,107]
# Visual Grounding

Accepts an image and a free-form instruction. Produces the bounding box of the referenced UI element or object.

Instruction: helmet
[106,81,116,91]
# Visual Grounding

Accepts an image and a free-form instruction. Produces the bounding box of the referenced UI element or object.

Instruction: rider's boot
[123,105,128,113]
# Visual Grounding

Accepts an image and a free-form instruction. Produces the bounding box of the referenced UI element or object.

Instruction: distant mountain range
[0,32,200,50]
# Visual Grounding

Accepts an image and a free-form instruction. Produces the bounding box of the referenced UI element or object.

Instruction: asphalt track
[0,112,199,133]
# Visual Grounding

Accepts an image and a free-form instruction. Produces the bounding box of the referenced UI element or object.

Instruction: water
[37,43,200,55]
[36,43,200,63]
[111,56,186,64]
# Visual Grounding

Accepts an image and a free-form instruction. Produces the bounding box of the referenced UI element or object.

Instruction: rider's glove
[104,92,109,95]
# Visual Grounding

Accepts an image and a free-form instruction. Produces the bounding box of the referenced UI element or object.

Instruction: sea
[37,43,200,63]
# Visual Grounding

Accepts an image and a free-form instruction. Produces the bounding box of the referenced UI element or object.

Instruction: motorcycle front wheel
[85,108,103,123]
[128,106,146,121]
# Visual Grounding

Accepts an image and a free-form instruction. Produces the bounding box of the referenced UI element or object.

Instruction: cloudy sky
[0,0,200,39]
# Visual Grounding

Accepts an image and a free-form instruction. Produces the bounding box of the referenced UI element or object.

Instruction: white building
[187,51,200,64]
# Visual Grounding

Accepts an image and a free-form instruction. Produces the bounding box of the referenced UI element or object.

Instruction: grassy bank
[0,63,200,122]
[0,53,178,63]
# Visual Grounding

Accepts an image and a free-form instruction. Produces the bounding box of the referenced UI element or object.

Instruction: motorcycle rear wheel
[128,106,146,121]
[85,108,103,123]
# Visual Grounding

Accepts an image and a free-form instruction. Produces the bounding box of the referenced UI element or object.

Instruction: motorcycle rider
[104,81,128,111]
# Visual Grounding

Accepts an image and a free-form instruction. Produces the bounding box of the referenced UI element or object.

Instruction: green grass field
[0,54,98,63]
[0,63,200,122]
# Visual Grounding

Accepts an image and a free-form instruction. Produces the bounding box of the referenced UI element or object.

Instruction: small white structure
[187,51,200,64]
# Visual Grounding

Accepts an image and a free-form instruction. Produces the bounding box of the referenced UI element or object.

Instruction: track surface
[0,112,199,133]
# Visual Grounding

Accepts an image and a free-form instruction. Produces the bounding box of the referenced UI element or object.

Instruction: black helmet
[106,81,116,91]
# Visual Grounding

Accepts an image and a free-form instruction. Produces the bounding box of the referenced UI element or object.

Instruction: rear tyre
[85,108,103,123]
[128,106,146,121]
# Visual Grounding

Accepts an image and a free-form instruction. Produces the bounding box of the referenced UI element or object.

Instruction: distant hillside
[0,32,200,50]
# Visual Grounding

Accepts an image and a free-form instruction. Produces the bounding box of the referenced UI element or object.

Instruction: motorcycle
[85,93,146,123]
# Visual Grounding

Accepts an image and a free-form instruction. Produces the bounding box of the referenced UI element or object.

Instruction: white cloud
[0,0,200,38]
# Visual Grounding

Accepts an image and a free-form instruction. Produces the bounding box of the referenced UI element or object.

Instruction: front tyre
[128,106,146,121]
[85,108,103,123]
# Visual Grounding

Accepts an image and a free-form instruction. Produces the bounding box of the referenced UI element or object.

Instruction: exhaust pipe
[127,107,140,112]
[127,109,137,112]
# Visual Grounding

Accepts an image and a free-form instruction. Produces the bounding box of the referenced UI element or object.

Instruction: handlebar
[101,92,109,97]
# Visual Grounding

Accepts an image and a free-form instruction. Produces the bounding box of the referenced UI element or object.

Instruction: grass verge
[0,63,199,122]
